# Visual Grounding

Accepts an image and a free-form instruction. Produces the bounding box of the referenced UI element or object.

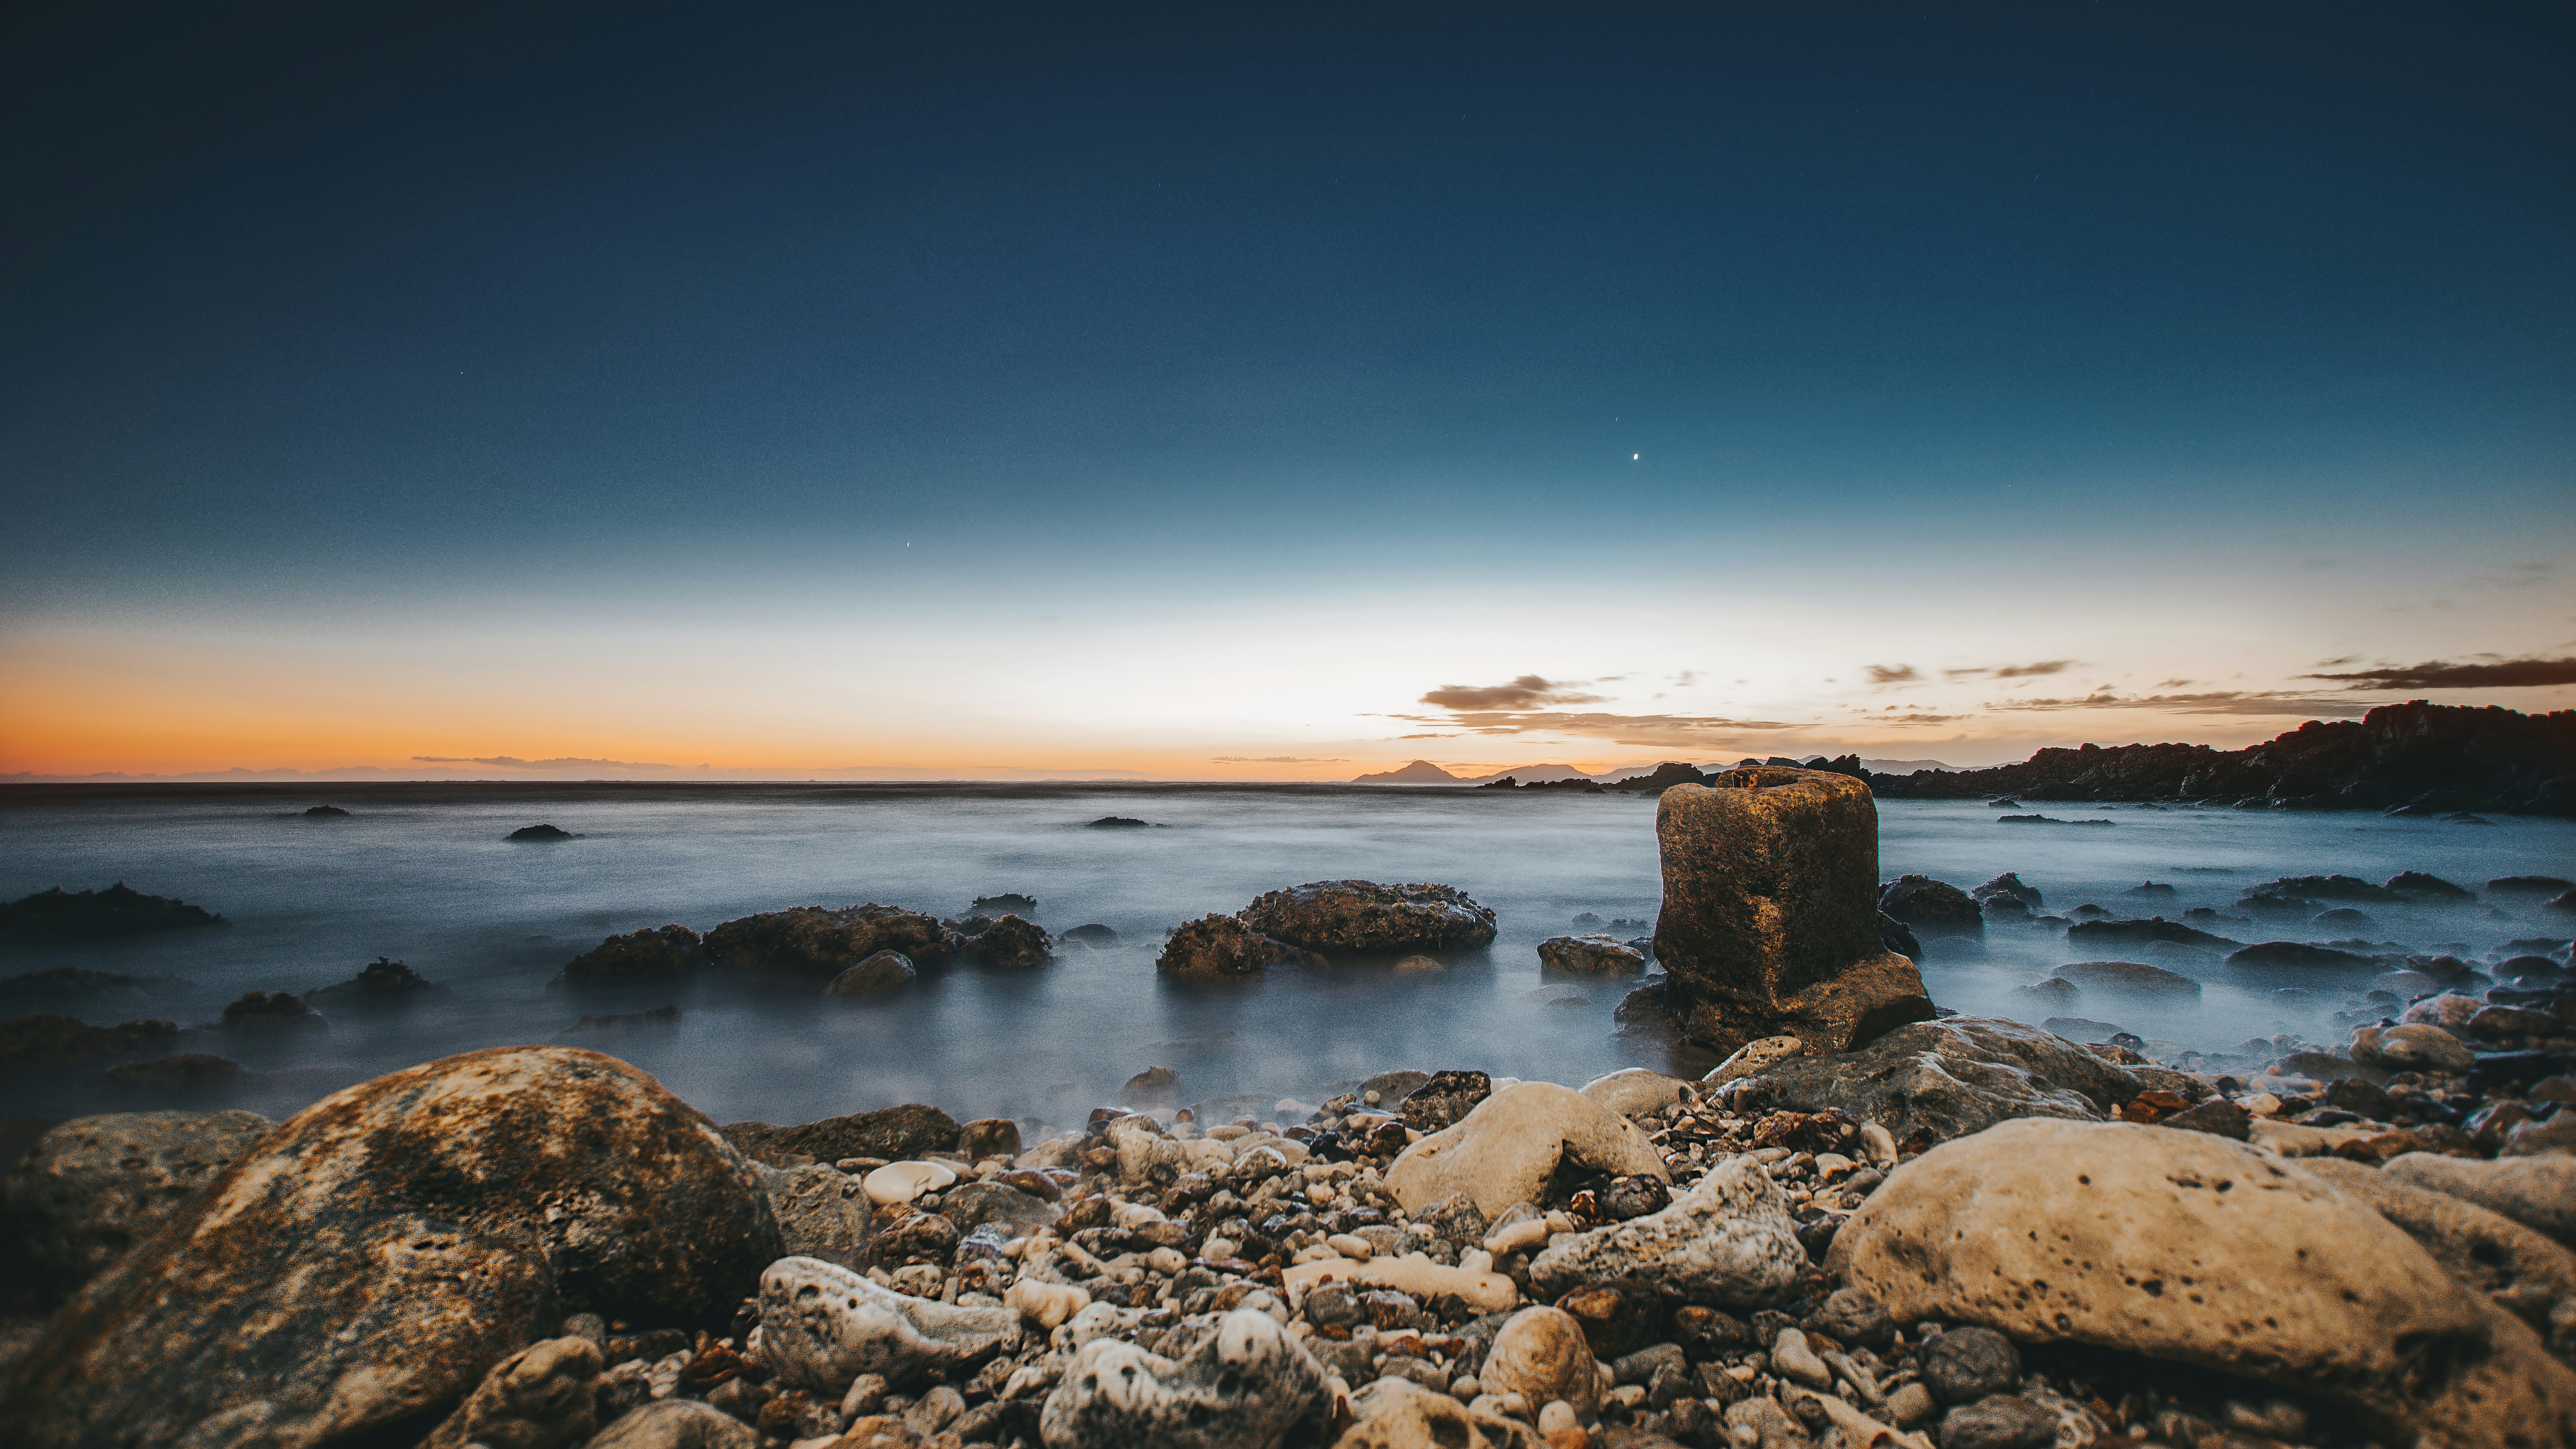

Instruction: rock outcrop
[961,914,1050,967]
[561,926,706,988]
[0,1046,783,1449]
[705,905,955,980]
[1156,915,1306,978]
[1720,1018,2143,1147]
[1650,767,1934,1055]
[0,1109,272,1312]
[1237,880,1497,957]
[1830,1118,2576,1447]
[0,883,226,940]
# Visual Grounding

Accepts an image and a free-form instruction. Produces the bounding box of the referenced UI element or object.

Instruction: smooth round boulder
[1828,1118,2576,1446]
[0,1046,784,1449]
[2048,961,2202,997]
[824,951,917,999]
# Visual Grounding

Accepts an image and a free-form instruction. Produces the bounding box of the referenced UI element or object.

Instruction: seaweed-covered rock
[0,1109,272,1310]
[0,1046,783,1449]
[755,1255,1018,1392]
[1237,881,1497,956]
[561,925,706,988]
[1652,768,1932,1056]
[2064,918,2237,951]
[0,1014,181,1074]
[963,914,1051,967]
[1878,876,1983,936]
[310,957,442,1006]
[1156,915,1305,979]
[1536,934,1647,975]
[1040,1308,1330,1449]
[220,990,321,1030]
[1528,1157,1804,1308]
[706,904,954,980]
[0,884,226,940]
[1721,1018,2143,1147]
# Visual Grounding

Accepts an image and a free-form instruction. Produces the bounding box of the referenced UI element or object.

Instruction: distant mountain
[1860,758,1956,773]
[1351,760,1464,784]
[1451,763,1599,785]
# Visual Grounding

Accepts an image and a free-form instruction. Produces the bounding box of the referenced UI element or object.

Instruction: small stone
[586,1399,757,1449]
[1528,1157,1803,1309]
[1536,1399,1578,1434]
[1482,1306,1601,1420]
[421,1337,601,1449]
[1920,1326,2020,1404]
[1803,1286,1893,1350]
[1768,1328,1832,1390]
[1936,1395,2055,1449]
[1885,1381,1936,1428]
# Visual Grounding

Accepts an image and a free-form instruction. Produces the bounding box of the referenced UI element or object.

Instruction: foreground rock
[705,904,954,980]
[0,883,226,940]
[1039,1307,1329,1449]
[561,925,706,988]
[2386,1152,2576,1246]
[1650,766,1933,1055]
[1236,880,1497,956]
[1387,1080,1666,1217]
[1722,1017,2143,1147]
[1830,1118,2576,1446]
[0,1046,784,1449]
[0,1109,272,1312]
[754,1255,1018,1390]
[1527,1156,1804,1308]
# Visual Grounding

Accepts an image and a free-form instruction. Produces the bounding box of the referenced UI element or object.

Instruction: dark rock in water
[0,1014,181,1073]
[965,914,1051,967]
[2241,874,2402,906]
[103,1054,241,1092]
[1398,1070,1492,1132]
[1537,934,1646,975]
[2312,906,2378,930]
[2492,876,2576,895]
[706,904,955,979]
[1985,798,2020,808]
[221,990,322,1030]
[1155,914,1306,978]
[725,1104,960,1166]
[1610,762,1711,793]
[1652,768,1931,1056]
[823,950,915,998]
[1996,814,2111,826]
[1085,816,1154,828]
[1878,912,1923,962]
[1122,1066,1181,1107]
[970,894,1038,914]
[1721,1018,2142,1147]
[0,967,189,1015]
[0,1109,273,1312]
[300,805,351,817]
[2226,941,2377,970]
[564,1005,681,1034]
[0,1046,783,1449]
[2049,961,2201,996]
[2122,881,2176,896]
[0,884,227,941]
[1878,876,1983,936]
[2017,978,2079,1003]
[1060,923,1116,944]
[2064,917,2237,951]
[1238,880,1497,956]
[310,957,440,1006]
[2387,871,2474,899]
[560,925,706,988]
[2552,890,2576,916]
[506,824,575,841]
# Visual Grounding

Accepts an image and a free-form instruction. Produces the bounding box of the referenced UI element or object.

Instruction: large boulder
[1527,1157,1804,1309]
[1877,876,1982,936]
[1386,1081,1666,1218]
[1830,1119,2576,1448]
[0,1046,783,1449]
[1236,881,1497,956]
[1650,768,1933,1055]
[1156,915,1305,979]
[0,1109,272,1312]
[1721,1018,2143,1147]
[705,904,954,980]
[2300,1157,2576,1344]
[560,926,706,988]
[723,1104,960,1166]
[2386,1153,2576,1246]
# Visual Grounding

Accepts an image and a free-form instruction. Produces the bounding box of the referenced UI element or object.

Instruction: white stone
[754,1255,1019,1393]
[1527,1157,1804,1309]
[1039,1309,1330,1449]
[861,1160,956,1206]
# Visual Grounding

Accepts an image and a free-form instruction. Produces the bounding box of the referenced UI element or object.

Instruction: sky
[4,1,2572,781]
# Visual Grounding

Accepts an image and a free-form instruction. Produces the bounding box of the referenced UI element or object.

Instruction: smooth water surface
[3,783,2569,1130]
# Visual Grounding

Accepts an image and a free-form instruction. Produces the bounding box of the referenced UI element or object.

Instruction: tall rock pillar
[1653,766,1933,1055]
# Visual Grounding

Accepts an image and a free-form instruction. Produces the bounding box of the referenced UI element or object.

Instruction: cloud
[1984,691,2372,718]
[1210,755,1348,763]
[1382,710,1797,748]
[1419,675,1606,710]
[2155,679,2193,689]
[1992,659,2075,678]
[1885,713,1967,724]
[2301,656,2576,691]
[1864,665,1919,685]
[412,755,677,769]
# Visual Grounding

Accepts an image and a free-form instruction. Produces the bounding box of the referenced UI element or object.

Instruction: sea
[3,782,2569,1133]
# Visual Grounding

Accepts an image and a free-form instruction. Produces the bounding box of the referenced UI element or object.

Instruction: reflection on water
[2,783,2569,1129]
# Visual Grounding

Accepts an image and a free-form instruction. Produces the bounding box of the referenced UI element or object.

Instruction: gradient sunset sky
[5,2,2571,781]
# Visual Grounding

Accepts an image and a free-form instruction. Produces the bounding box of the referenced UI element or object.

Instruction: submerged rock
[309,956,441,1006]
[1651,767,1932,1055]
[1386,1080,1666,1218]
[561,925,706,988]
[824,950,916,998]
[1721,1017,2142,1147]
[963,914,1050,967]
[1086,816,1153,828]
[0,1109,272,1311]
[1973,873,2044,911]
[2047,961,2202,997]
[102,1053,241,1092]
[219,990,321,1030]
[0,1013,180,1074]
[1536,933,1647,975]
[0,967,188,1016]
[1831,1118,2576,1447]
[1039,1308,1330,1449]
[0,883,226,940]
[0,1046,783,1449]
[706,904,954,980]
[1237,880,1497,957]
[754,1255,1019,1391]
[1528,1157,1805,1309]
[1155,914,1305,979]
[1878,875,1983,936]
[506,824,575,841]
[2064,917,2236,951]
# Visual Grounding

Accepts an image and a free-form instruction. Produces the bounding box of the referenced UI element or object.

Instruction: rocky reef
[0,883,227,941]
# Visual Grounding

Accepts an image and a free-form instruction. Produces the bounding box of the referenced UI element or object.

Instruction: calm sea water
[2,783,2569,1131]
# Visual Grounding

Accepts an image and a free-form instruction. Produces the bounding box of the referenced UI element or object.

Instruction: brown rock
[1481,1306,1601,1419]
[559,925,704,988]
[1651,768,1933,1055]
[1238,880,1497,956]
[1829,1118,2576,1447]
[2300,1157,2576,1339]
[0,1046,783,1449]
[958,1117,1021,1161]
[1386,1081,1667,1218]
[705,904,954,980]
[725,1104,960,1164]
[421,1336,602,1449]
[1156,914,1306,978]
[0,1109,273,1311]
